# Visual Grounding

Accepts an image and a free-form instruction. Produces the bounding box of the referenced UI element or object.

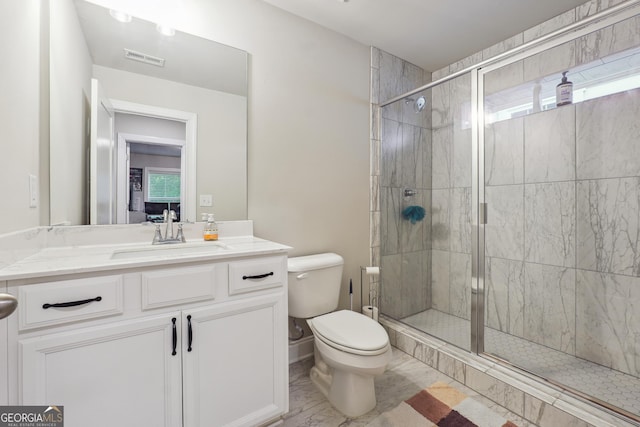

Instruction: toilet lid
[310,310,389,353]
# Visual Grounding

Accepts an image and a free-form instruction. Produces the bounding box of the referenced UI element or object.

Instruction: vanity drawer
[141,264,219,310]
[19,275,124,331]
[228,256,284,295]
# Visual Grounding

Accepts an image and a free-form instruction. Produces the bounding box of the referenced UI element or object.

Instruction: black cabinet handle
[43,296,102,309]
[187,315,193,352]
[171,318,177,356]
[242,272,274,280]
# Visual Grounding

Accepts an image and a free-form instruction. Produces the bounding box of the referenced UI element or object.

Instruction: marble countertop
[0,222,291,281]
[0,236,290,281]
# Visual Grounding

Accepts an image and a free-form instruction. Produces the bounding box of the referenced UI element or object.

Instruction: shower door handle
[480,203,488,225]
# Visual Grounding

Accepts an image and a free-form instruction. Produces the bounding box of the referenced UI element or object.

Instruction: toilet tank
[287,253,344,319]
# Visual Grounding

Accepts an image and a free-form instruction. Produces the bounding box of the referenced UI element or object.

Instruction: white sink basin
[111,242,230,260]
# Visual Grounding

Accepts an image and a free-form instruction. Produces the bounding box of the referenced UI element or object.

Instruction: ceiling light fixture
[156,24,176,37]
[109,9,132,23]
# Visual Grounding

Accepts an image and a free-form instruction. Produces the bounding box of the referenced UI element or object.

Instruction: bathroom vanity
[0,221,290,427]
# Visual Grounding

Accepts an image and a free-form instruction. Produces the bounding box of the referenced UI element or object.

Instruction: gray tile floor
[284,348,533,426]
[402,309,640,418]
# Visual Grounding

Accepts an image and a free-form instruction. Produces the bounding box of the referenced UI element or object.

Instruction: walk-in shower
[377,1,640,424]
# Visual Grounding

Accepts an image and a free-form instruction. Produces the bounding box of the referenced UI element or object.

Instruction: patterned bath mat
[366,381,518,427]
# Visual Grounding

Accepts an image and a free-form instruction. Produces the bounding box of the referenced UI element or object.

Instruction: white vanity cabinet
[183,293,286,427]
[20,312,184,426]
[10,253,288,427]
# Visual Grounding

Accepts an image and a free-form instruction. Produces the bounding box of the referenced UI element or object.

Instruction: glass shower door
[480,13,640,420]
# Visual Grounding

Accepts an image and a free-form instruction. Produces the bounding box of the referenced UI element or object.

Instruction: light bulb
[156,24,176,37]
[109,9,132,23]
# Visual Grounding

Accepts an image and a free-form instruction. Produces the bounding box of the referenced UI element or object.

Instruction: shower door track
[482,351,640,424]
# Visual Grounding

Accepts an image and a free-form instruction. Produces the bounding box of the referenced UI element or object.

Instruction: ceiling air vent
[123,49,165,67]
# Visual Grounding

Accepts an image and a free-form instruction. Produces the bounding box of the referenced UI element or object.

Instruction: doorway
[116,132,185,224]
[89,92,197,225]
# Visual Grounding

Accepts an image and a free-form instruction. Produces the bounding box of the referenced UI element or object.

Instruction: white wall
[49,0,93,226]
[0,1,47,234]
[114,113,186,141]
[130,153,180,170]
[180,0,372,308]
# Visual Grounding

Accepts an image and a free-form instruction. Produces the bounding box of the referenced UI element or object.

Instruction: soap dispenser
[203,214,218,241]
[556,71,573,106]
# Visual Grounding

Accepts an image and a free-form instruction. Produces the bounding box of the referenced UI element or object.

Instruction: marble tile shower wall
[371,47,432,319]
[483,88,640,379]
[481,18,640,382]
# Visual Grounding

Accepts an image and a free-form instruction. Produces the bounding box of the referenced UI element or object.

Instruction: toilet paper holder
[360,266,380,321]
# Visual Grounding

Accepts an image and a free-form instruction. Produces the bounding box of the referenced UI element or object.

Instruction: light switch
[199,194,213,207]
[29,174,38,208]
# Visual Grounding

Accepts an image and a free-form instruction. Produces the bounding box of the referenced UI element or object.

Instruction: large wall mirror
[49,0,248,225]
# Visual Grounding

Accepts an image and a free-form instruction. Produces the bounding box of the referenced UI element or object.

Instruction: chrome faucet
[164,209,175,239]
[152,209,186,244]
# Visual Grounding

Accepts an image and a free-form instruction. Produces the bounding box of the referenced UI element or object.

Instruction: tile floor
[402,309,640,417]
[284,348,533,426]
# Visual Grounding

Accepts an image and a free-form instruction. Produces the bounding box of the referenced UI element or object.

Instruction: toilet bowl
[287,253,391,417]
[307,310,391,417]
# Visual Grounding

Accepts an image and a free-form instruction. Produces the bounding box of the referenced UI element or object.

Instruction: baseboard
[288,335,314,364]
[259,419,283,427]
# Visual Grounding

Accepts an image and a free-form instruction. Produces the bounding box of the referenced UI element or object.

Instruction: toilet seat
[309,310,389,356]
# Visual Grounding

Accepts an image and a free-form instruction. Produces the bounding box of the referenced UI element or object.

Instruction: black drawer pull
[187,315,193,352]
[242,272,274,280]
[43,296,102,309]
[171,318,177,356]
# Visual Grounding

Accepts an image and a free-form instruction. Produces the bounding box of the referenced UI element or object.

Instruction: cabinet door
[20,313,183,427]
[183,293,287,427]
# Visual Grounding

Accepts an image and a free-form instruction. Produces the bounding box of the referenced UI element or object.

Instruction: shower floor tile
[401,309,640,418]
[403,308,471,350]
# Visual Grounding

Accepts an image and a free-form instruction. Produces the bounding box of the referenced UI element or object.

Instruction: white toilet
[288,253,391,417]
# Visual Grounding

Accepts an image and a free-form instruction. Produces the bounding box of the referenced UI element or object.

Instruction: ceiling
[262,0,589,72]
[76,0,248,96]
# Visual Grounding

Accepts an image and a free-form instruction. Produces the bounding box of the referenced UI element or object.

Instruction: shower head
[405,95,427,113]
